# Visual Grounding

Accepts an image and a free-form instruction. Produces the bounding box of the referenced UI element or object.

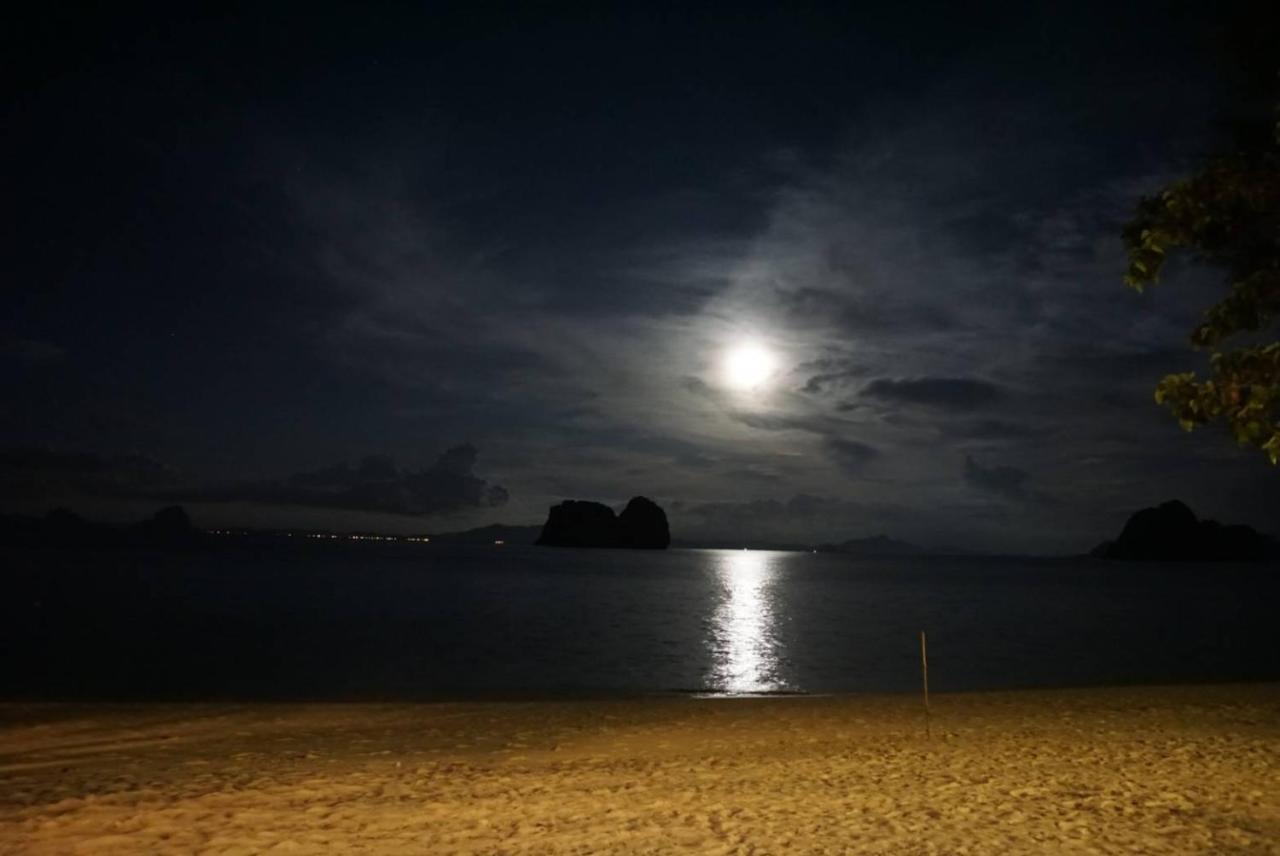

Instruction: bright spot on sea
[706,549,787,694]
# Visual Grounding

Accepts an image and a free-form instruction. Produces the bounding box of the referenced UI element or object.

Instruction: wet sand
[2,684,1278,854]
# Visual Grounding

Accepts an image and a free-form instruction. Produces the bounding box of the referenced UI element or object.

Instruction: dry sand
[1,684,1278,854]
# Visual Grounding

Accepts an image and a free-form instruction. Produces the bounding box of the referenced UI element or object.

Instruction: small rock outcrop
[535,501,621,548]
[536,496,670,549]
[617,496,671,549]
[129,505,198,545]
[1091,500,1277,562]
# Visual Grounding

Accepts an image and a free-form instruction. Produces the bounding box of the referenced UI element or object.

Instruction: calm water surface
[4,543,1278,698]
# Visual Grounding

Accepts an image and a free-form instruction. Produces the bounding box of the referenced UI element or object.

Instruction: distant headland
[0,506,204,549]
[815,534,933,557]
[536,496,670,549]
[1091,500,1279,562]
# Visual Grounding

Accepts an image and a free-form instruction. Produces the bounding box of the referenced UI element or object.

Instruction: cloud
[774,286,961,337]
[2,336,65,365]
[673,493,890,544]
[963,454,1058,506]
[720,467,784,484]
[241,78,1274,553]
[824,436,879,474]
[729,410,822,432]
[963,454,1029,496]
[796,356,873,395]
[185,444,508,516]
[857,377,1006,410]
[0,447,178,498]
[942,419,1052,441]
[801,371,856,394]
[0,443,509,520]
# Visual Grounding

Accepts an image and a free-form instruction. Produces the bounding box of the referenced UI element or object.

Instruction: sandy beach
[2,684,1277,854]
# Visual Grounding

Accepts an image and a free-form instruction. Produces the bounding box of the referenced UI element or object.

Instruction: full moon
[723,343,777,390]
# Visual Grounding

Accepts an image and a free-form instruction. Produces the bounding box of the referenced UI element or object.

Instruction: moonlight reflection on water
[707,550,786,694]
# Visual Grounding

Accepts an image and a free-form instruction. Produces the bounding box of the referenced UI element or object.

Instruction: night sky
[5,2,1279,552]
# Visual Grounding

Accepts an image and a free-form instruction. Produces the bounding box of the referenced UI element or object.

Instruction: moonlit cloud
[185,445,509,516]
[6,4,1279,551]
[256,75,1280,550]
[857,377,1006,411]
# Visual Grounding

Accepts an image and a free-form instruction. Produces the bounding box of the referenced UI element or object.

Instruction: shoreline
[3,683,1278,853]
[4,675,1279,705]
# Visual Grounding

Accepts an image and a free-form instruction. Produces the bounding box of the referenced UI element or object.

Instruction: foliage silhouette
[1123,24,1280,463]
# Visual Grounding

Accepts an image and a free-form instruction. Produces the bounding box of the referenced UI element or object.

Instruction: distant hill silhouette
[669,537,816,551]
[536,496,670,549]
[0,506,205,549]
[817,534,929,556]
[1091,500,1279,561]
[428,523,541,544]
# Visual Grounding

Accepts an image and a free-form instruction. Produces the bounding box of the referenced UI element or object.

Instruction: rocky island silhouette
[535,496,670,549]
[1091,500,1279,562]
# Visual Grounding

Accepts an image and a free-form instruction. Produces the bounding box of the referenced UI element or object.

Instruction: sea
[5,541,1278,700]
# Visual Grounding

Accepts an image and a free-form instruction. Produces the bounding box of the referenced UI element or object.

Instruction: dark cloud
[963,454,1058,506]
[801,373,852,394]
[730,411,823,432]
[679,376,717,398]
[721,467,784,484]
[0,447,178,499]
[870,413,1051,443]
[945,419,1052,441]
[0,444,509,520]
[186,444,508,516]
[3,336,65,366]
[858,377,1006,411]
[1030,345,1202,389]
[824,437,880,474]
[797,357,871,395]
[4,3,1266,552]
[963,455,1029,496]
[777,286,960,337]
[675,493,884,544]
[670,449,719,470]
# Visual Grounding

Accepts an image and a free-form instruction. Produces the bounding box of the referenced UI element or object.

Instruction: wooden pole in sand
[920,630,931,739]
